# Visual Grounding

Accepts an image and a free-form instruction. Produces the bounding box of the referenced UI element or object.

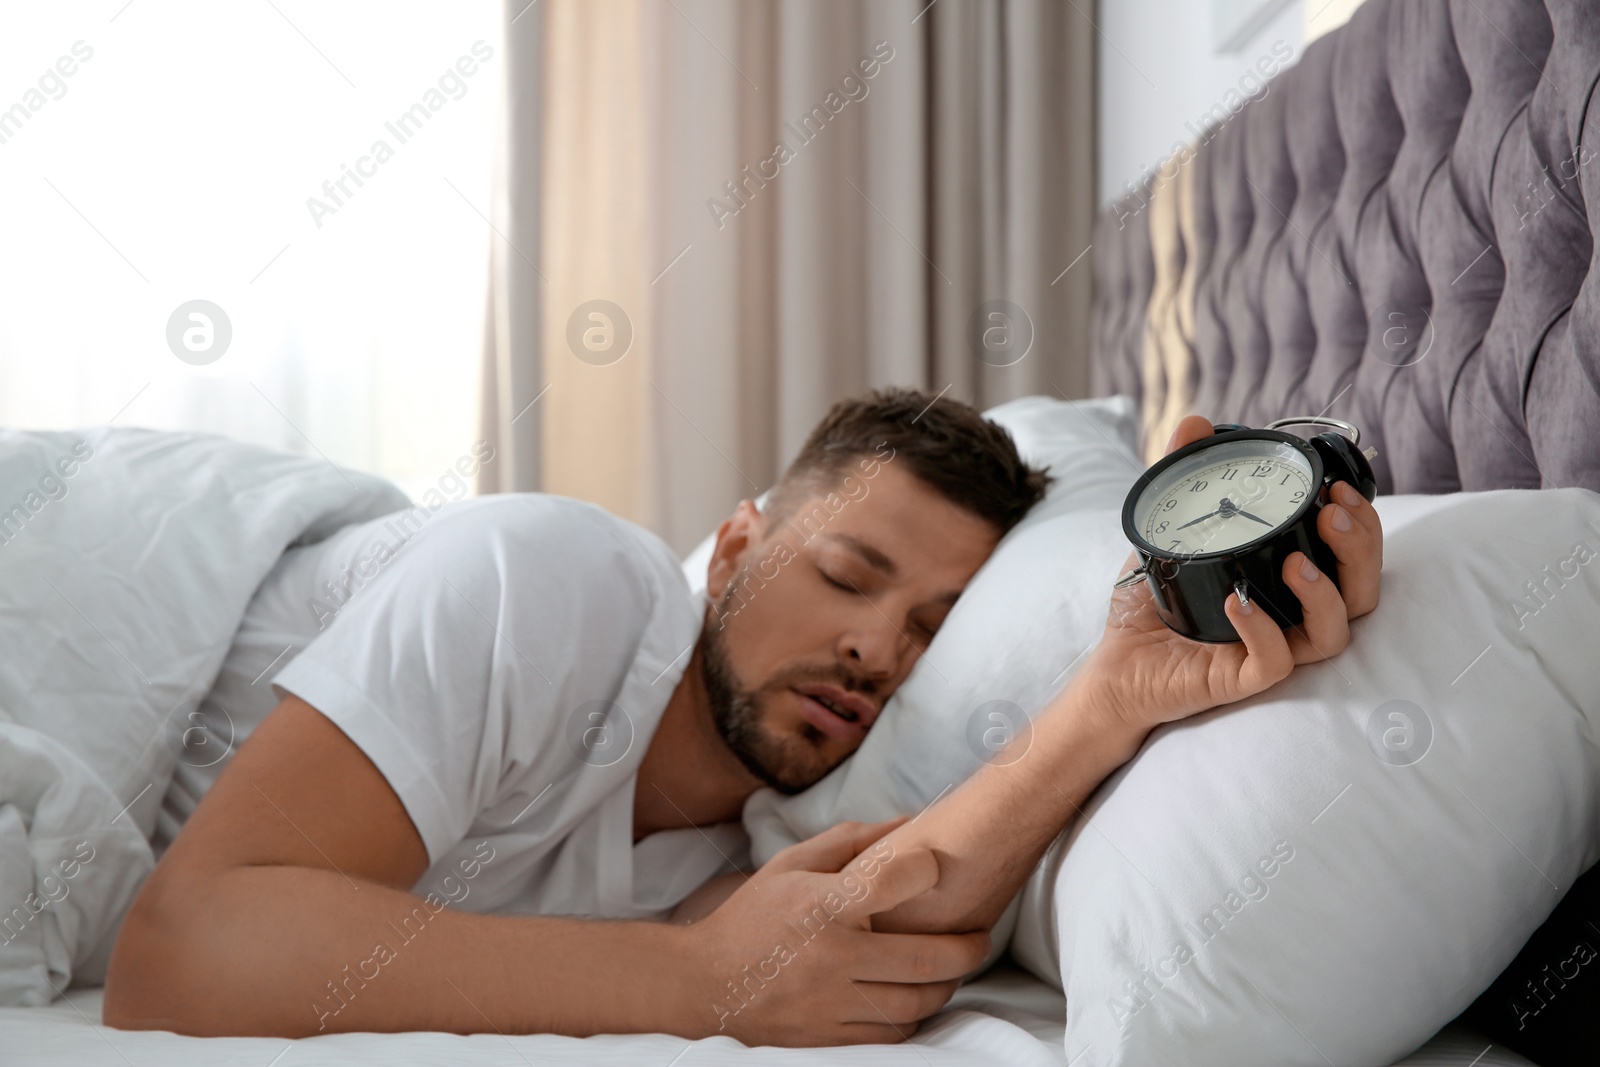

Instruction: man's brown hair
[762,387,1053,536]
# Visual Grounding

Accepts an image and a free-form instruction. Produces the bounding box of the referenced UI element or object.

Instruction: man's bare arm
[872,416,1385,936]
[670,694,1142,937]
[673,494,1382,939]
[657,420,1383,946]
[104,696,988,1044]
[104,696,689,1037]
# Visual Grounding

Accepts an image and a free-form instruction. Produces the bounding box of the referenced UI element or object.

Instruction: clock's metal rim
[1121,428,1325,563]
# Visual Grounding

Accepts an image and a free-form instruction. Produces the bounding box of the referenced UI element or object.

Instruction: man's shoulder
[407,494,702,707]
[402,493,689,604]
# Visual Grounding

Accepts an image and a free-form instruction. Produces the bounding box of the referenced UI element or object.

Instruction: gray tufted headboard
[1091,0,1600,495]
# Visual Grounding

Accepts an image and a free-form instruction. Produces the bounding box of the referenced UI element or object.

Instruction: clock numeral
[1220,467,1239,480]
[1253,463,1273,477]
[1163,499,1177,511]
[1279,473,1293,485]
[1189,479,1209,492]
[1169,540,1183,550]
[1155,520,1169,533]
[1290,490,1305,502]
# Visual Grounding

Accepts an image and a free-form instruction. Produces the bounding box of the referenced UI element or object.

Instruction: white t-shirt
[172,493,747,919]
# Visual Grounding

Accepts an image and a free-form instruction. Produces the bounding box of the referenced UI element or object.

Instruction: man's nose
[839,620,903,679]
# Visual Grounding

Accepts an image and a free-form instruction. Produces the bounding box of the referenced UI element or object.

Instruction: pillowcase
[1005,488,1600,1066]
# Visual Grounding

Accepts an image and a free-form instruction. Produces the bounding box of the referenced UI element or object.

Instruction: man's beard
[698,588,848,795]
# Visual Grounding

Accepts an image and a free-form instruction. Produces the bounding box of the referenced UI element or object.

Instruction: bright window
[0,0,500,502]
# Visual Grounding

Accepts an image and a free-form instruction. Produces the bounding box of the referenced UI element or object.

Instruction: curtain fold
[483,0,1096,556]
[478,0,547,495]
[540,0,653,520]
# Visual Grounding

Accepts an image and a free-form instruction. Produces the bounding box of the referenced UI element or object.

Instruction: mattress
[0,962,1536,1066]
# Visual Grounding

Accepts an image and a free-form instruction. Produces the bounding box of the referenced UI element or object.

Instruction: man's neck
[632,639,762,842]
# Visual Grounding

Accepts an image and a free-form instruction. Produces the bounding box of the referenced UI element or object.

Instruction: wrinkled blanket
[0,427,406,1005]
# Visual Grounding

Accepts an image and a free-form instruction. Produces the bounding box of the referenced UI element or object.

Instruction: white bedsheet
[0,963,1538,1067]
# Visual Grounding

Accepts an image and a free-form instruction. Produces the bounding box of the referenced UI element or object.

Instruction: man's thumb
[830,844,940,929]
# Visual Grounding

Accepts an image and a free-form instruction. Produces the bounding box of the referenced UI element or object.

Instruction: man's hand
[863,415,1384,943]
[685,818,990,1046]
[1081,414,1384,732]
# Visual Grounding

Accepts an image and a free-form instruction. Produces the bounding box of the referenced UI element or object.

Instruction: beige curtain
[482,0,1097,556]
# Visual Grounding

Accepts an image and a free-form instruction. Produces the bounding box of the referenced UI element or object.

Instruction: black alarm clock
[1116,417,1378,643]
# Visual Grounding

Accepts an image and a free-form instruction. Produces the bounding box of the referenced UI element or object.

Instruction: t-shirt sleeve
[271,496,662,864]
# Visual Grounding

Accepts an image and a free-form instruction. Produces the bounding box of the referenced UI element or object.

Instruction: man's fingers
[832,845,940,926]
[1319,482,1382,618]
[1165,415,1215,455]
[845,979,962,1026]
[766,817,909,875]
[1223,589,1293,698]
[1279,551,1352,664]
[844,930,992,984]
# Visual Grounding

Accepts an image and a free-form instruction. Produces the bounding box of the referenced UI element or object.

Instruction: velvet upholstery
[1093,0,1599,495]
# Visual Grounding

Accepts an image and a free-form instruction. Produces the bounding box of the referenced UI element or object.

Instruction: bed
[0,963,1539,1066]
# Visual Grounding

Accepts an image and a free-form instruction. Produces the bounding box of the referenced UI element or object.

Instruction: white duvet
[0,427,408,1005]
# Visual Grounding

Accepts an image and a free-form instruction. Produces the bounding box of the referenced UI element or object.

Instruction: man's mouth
[790,685,877,742]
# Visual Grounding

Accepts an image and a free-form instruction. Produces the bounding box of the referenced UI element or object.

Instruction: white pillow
[1004,489,1600,1066]
[684,396,1600,1061]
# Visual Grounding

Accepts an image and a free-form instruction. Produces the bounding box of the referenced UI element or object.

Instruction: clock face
[1133,438,1316,556]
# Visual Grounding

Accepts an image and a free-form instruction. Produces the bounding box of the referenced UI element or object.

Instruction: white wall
[1096,0,1308,206]
[1307,0,1365,43]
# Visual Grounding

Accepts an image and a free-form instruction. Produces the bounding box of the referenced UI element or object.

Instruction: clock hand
[1234,509,1274,527]
[1181,495,1239,529]
[1176,509,1220,530]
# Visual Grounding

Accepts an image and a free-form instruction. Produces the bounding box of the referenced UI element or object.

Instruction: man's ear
[706,498,765,600]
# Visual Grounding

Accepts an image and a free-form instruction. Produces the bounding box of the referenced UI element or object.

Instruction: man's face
[699,458,1000,794]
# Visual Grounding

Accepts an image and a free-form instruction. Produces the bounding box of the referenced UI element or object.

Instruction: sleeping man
[103,387,1383,1045]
